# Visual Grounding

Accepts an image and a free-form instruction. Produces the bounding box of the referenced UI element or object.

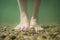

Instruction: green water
[0,0,60,24]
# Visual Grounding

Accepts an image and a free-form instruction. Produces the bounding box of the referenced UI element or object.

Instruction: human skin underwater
[14,0,43,32]
[0,0,60,40]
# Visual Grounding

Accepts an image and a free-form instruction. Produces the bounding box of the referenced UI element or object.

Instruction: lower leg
[30,0,43,32]
[30,0,41,27]
[14,0,29,31]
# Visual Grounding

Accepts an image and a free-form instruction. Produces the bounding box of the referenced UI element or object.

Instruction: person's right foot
[14,13,30,31]
[14,22,29,31]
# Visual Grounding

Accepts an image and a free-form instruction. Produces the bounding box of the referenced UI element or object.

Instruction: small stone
[42,36,47,39]
[9,35,16,39]
[0,34,6,38]
[37,36,43,40]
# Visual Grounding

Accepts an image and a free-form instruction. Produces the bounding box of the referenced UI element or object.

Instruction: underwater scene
[0,0,60,40]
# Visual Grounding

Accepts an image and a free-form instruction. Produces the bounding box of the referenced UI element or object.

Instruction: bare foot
[14,22,29,31]
[14,14,30,31]
[30,17,44,33]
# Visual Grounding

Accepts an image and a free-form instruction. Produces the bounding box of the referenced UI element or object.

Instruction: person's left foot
[30,17,44,33]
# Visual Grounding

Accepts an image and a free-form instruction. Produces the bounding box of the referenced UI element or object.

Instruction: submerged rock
[9,35,16,39]
[0,34,6,39]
